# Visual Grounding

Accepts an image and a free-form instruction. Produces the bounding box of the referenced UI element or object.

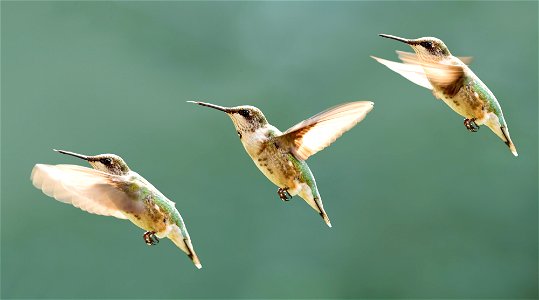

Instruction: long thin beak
[53,149,90,161]
[379,34,412,44]
[187,101,232,113]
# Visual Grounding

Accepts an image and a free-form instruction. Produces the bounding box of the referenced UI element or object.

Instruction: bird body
[430,61,512,152]
[240,124,325,224]
[31,150,201,269]
[373,34,517,156]
[189,101,374,227]
[116,172,194,255]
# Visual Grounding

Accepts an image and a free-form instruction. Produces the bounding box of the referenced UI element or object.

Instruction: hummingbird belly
[124,195,172,238]
[249,143,304,195]
[435,86,487,123]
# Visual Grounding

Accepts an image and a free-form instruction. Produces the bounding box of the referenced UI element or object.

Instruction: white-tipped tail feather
[500,126,518,157]
[486,123,518,157]
[322,213,332,228]
[298,185,332,228]
[168,224,202,269]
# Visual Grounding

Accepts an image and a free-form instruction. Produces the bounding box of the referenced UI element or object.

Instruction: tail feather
[319,210,332,228]
[299,187,332,228]
[500,126,518,157]
[312,197,332,228]
[169,225,202,269]
[485,115,518,157]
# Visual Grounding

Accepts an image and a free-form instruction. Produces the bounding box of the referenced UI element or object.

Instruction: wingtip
[30,163,47,177]
[371,55,385,63]
[195,263,202,269]
[30,164,40,181]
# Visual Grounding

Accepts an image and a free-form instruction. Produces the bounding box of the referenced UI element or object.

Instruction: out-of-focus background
[1,2,537,298]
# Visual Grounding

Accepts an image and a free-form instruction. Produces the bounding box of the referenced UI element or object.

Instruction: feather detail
[30,164,145,219]
[276,101,374,160]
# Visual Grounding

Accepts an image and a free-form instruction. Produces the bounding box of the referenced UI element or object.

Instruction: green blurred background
[1,2,537,298]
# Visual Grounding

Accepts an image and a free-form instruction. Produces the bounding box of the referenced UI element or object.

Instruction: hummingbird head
[188,101,268,136]
[54,149,130,176]
[379,34,452,61]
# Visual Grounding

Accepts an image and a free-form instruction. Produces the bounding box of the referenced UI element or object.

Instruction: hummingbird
[372,34,517,156]
[188,101,374,227]
[31,149,202,269]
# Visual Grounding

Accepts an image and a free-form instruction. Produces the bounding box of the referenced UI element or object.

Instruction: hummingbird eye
[420,41,433,49]
[238,109,251,118]
[101,158,112,165]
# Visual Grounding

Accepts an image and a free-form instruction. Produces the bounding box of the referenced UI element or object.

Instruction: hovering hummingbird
[31,149,202,269]
[188,101,374,227]
[372,34,517,156]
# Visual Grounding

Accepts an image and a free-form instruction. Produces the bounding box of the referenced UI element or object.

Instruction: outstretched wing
[371,55,433,89]
[31,164,143,219]
[396,51,466,97]
[275,101,374,161]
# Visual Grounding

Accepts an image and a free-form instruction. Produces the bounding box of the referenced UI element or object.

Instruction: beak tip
[53,149,88,160]
[189,101,229,113]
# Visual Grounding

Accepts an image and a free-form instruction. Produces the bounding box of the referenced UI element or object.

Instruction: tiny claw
[143,231,159,246]
[286,190,292,198]
[278,187,292,201]
[464,118,479,132]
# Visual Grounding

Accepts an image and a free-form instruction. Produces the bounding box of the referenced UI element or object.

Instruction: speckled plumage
[190,101,374,227]
[31,150,202,269]
[242,125,327,225]
[373,34,517,156]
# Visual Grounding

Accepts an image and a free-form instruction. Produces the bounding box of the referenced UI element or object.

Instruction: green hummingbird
[188,101,374,227]
[372,34,517,156]
[31,149,202,269]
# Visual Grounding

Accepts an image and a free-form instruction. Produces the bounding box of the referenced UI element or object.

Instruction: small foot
[277,187,292,201]
[143,231,159,246]
[464,118,480,132]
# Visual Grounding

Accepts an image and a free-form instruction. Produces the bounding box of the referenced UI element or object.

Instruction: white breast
[241,125,282,158]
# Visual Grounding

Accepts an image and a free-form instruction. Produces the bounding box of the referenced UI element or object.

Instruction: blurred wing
[276,101,374,161]
[397,51,465,96]
[372,55,433,89]
[457,56,473,65]
[31,164,142,219]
